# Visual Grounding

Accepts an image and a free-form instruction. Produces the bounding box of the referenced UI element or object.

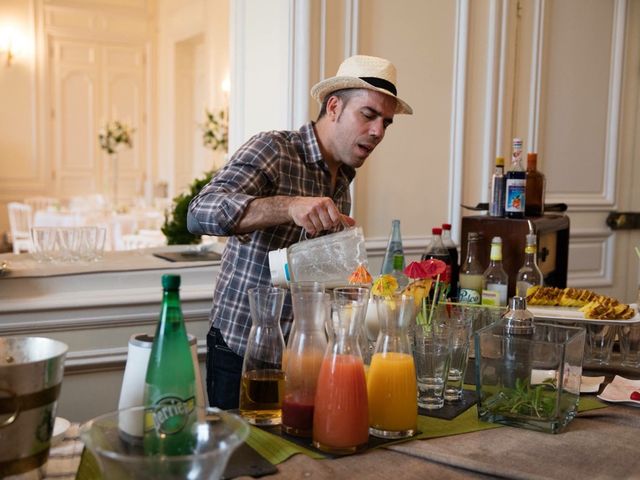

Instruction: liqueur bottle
[505,138,526,219]
[380,219,405,275]
[481,237,509,306]
[515,233,543,297]
[143,274,197,455]
[458,232,484,305]
[421,227,452,294]
[489,157,506,217]
[525,153,546,217]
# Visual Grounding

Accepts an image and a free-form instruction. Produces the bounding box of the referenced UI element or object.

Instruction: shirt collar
[302,122,356,184]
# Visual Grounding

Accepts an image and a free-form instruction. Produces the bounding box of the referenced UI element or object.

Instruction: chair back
[7,202,34,254]
[23,196,58,213]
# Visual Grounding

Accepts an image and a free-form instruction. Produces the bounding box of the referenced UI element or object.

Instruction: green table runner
[247,396,607,465]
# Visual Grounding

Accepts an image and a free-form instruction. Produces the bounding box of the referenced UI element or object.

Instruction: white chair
[7,202,34,254]
[23,196,58,213]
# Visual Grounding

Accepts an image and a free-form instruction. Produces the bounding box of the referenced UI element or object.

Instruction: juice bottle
[367,293,417,438]
[312,298,369,454]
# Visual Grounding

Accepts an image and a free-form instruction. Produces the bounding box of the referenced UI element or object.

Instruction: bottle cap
[442,223,452,230]
[468,232,479,241]
[491,236,502,245]
[268,248,290,287]
[495,156,505,167]
[432,227,442,235]
[527,152,538,169]
[162,274,180,290]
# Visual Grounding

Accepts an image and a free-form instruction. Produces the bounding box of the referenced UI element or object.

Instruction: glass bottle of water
[380,219,405,275]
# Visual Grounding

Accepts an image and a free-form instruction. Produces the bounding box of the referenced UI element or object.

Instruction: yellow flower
[402,278,433,307]
[372,274,399,297]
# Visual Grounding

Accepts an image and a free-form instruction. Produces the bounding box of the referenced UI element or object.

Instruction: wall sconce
[0,24,23,67]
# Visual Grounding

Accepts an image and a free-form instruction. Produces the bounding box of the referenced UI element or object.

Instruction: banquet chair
[7,202,34,254]
[23,196,58,214]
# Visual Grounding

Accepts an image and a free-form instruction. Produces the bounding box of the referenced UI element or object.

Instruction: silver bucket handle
[0,387,19,428]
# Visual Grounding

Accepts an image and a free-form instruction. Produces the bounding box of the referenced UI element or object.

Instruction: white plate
[581,375,605,394]
[597,375,640,406]
[50,417,70,447]
[529,304,640,325]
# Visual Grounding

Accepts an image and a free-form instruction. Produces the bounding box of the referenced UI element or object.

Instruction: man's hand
[288,197,354,236]
[234,195,354,235]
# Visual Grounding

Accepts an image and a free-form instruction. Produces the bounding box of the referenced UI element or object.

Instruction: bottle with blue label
[504,138,526,219]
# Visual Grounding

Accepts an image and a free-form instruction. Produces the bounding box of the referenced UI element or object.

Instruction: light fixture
[0,23,24,67]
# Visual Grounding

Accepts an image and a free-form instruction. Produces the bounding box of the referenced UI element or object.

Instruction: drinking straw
[635,246,640,260]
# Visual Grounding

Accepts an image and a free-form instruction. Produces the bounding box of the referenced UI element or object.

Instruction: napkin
[598,375,640,405]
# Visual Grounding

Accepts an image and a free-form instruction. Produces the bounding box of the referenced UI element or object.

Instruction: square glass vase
[474,321,585,434]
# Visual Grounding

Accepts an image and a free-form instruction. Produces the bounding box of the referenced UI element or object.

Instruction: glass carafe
[367,293,417,439]
[333,286,372,366]
[282,291,330,437]
[312,299,369,454]
[239,287,286,426]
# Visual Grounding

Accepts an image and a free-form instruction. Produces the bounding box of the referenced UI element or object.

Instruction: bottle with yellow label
[143,274,197,455]
[481,237,509,306]
[516,234,543,297]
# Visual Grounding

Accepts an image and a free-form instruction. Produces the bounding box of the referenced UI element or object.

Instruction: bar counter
[45,402,640,479]
[0,246,221,421]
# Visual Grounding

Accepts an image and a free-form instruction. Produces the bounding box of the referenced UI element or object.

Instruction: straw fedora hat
[310,55,413,115]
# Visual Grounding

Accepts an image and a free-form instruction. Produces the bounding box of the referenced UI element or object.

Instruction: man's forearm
[234,196,295,234]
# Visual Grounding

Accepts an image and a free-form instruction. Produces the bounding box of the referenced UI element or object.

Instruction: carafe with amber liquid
[367,293,417,439]
[313,297,369,454]
[282,291,330,437]
[239,287,286,426]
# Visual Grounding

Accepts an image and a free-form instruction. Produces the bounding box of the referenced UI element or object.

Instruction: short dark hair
[316,89,360,120]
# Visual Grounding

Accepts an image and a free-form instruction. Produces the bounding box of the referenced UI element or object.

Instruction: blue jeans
[206,327,243,410]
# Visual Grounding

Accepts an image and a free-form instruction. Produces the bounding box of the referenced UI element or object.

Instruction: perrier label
[143,274,198,455]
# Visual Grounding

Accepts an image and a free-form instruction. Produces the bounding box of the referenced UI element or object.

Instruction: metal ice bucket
[0,336,68,477]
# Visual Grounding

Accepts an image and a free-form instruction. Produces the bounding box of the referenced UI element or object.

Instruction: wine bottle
[459,232,483,305]
[143,274,197,455]
[441,223,459,299]
[515,233,543,297]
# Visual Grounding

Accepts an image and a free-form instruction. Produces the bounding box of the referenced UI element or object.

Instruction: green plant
[201,109,228,152]
[161,170,216,245]
[490,377,557,418]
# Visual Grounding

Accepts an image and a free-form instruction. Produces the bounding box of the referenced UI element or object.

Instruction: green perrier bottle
[143,274,197,455]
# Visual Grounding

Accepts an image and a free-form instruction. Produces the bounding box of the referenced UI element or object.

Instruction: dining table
[42,388,640,480]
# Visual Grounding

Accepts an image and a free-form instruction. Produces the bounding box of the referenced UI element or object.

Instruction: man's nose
[369,119,384,138]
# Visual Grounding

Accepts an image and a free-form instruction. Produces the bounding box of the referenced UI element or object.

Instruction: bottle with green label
[481,237,509,306]
[143,274,197,455]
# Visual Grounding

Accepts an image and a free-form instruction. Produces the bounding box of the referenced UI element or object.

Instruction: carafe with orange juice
[367,293,417,439]
[282,291,330,437]
[312,297,369,454]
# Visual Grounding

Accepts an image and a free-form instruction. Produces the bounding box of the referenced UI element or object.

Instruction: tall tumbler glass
[440,305,473,402]
[413,321,452,410]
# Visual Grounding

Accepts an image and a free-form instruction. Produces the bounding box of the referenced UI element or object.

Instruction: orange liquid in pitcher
[367,352,417,432]
[312,354,369,453]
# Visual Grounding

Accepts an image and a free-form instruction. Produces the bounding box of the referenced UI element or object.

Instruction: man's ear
[325,95,342,121]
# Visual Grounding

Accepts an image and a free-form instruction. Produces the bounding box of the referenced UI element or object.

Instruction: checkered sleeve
[188,133,280,237]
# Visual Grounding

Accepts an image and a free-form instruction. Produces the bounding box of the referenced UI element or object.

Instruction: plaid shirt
[188,122,355,356]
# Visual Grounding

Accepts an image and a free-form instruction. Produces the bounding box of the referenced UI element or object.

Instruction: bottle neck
[162,289,182,310]
[524,243,538,263]
[489,243,503,262]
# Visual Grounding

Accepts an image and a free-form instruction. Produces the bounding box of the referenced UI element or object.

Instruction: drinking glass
[413,321,451,410]
[440,305,473,402]
[80,406,249,480]
[78,226,98,261]
[619,323,640,367]
[31,227,57,262]
[56,227,81,262]
[94,226,107,260]
[585,323,617,366]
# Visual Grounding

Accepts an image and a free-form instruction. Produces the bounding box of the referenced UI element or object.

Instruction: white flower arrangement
[99,121,134,155]
[201,108,228,152]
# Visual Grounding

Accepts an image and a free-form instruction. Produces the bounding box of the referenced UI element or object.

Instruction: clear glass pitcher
[333,286,372,366]
[239,287,286,426]
[367,293,417,439]
[282,291,330,437]
[312,299,369,454]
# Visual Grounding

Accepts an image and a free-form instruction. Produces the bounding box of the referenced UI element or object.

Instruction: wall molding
[447,0,469,244]
[567,227,615,287]
[545,0,627,208]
